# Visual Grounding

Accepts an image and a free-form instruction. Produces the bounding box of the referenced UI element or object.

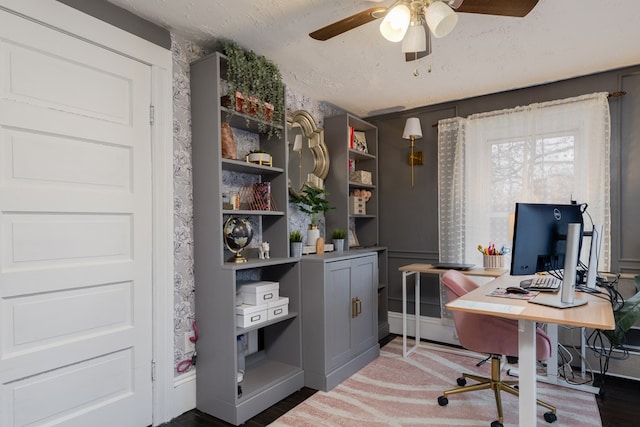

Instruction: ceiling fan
[310,0,539,61]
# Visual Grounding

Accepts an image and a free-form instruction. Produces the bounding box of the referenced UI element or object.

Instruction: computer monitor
[510,202,585,276]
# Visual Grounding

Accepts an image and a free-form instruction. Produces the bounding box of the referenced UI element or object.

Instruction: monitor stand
[529,295,588,309]
[530,223,587,309]
[585,224,603,289]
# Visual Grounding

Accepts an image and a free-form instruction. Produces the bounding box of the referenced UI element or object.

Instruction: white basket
[483,255,504,269]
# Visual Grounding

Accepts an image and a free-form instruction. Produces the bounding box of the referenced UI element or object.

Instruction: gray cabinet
[190,52,303,426]
[300,252,380,391]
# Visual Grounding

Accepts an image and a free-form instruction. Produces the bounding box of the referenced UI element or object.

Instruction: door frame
[0,1,175,424]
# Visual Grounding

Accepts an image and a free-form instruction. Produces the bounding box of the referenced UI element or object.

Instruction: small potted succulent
[331,229,347,252]
[289,230,303,257]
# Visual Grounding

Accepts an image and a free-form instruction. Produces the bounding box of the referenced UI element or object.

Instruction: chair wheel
[544,412,557,423]
[490,421,503,427]
[457,377,467,386]
[437,395,448,406]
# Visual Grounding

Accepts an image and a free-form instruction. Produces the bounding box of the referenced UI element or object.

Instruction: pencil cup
[483,255,504,269]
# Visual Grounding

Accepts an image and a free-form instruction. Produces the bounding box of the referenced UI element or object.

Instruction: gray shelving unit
[190,52,303,426]
[324,114,389,339]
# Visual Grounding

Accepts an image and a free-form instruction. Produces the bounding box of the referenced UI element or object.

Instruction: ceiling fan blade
[455,0,539,17]
[309,7,387,41]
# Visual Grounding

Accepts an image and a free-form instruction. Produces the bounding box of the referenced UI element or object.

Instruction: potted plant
[246,149,272,166]
[218,39,284,139]
[332,229,347,252]
[289,230,303,257]
[603,275,640,349]
[290,184,334,246]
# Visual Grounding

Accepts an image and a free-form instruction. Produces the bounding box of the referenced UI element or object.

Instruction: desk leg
[402,271,420,357]
[546,323,558,379]
[415,271,420,344]
[518,319,537,427]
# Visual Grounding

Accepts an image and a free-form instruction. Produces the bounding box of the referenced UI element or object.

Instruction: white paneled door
[0,9,153,427]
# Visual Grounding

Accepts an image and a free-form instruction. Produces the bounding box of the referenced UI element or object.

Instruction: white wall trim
[388,311,459,346]
[0,0,170,67]
[172,371,197,418]
[0,1,176,425]
[150,63,176,424]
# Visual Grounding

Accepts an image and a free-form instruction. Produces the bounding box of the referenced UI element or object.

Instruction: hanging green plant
[218,39,284,139]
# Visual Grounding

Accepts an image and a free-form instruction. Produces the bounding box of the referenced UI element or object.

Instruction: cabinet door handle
[356,297,362,316]
[352,298,357,318]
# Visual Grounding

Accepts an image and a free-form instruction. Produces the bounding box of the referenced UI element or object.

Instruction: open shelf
[191,52,301,425]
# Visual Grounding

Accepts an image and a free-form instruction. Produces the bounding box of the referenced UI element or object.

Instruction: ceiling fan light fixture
[401,23,426,53]
[379,4,411,42]
[425,0,458,38]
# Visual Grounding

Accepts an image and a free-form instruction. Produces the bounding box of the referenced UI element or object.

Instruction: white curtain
[438,92,611,271]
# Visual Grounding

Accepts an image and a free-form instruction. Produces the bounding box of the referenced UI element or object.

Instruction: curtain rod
[431,91,627,127]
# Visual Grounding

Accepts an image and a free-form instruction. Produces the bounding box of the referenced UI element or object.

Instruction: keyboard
[522,277,562,292]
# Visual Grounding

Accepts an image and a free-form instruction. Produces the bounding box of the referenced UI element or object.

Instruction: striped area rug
[270,338,601,427]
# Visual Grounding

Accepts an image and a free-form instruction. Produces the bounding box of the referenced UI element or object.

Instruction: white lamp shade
[379,4,410,42]
[402,117,423,139]
[425,1,458,38]
[401,24,427,53]
[292,134,302,152]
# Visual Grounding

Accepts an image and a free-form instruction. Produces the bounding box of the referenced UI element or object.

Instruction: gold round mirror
[287,110,329,197]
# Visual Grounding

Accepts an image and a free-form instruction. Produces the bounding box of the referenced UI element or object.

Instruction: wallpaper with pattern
[171,34,343,374]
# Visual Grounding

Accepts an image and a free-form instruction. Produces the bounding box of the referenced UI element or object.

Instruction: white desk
[398,263,507,357]
[446,274,615,427]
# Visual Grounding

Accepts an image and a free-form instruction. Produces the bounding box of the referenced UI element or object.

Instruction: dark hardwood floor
[162,335,639,427]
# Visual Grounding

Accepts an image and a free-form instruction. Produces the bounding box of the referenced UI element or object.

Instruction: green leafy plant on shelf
[289,184,334,228]
[289,230,303,242]
[603,275,640,349]
[218,39,284,139]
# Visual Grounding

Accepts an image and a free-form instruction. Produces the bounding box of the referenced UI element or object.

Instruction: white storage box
[237,280,279,305]
[349,170,372,185]
[236,303,268,327]
[267,297,289,320]
[349,196,366,215]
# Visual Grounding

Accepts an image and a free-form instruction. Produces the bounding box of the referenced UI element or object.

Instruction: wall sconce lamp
[402,117,423,188]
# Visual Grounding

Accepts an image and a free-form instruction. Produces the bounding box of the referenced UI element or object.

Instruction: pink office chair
[437,270,557,427]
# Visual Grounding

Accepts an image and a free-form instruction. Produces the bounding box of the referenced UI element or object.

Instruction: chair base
[438,355,556,424]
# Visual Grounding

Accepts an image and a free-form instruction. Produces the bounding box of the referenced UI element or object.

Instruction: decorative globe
[223,217,253,263]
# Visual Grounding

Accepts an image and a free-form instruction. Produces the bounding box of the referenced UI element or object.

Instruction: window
[438,93,611,270]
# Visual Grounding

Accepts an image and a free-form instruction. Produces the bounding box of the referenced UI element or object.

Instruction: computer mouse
[506,286,530,295]
[519,279,533,288]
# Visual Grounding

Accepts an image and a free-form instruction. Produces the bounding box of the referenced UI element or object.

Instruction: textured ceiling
[107,0,640,117]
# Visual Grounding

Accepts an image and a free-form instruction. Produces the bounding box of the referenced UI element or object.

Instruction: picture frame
[348,228,360,247]
[353,131,368,153]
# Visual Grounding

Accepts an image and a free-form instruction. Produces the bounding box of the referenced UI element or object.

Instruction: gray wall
[368,66,640,316]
